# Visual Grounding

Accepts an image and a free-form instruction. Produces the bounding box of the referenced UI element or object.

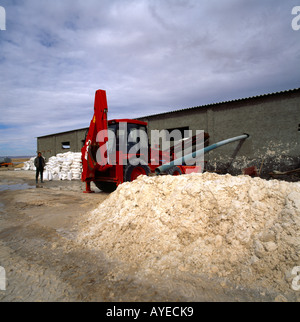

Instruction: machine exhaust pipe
[155,133,250,175]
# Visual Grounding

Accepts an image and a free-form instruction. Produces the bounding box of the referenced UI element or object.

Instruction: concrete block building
[37,88,300,179]
[37,128,88,161]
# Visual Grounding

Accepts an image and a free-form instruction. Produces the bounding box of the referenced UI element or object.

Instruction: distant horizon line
[0,155,35,158]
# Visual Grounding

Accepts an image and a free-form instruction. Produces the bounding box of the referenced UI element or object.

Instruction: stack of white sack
[44,152,82,181]
[22,157,36,171]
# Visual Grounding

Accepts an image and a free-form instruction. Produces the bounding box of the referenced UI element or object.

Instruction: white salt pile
[22,152,82,181]
[44,152,82,181]
[22,157,36,171]
[78,173,300,297]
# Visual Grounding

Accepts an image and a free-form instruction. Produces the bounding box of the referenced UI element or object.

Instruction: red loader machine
[81,89,249,193]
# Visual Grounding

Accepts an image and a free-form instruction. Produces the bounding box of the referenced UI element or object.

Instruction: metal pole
[155,133,250,175]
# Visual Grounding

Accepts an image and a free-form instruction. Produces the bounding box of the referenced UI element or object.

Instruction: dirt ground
[0,170,296,302]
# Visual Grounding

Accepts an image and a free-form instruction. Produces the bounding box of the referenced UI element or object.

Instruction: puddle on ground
[0,183,36,191]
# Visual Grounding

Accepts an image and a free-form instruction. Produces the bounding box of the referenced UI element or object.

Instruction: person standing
[34,152,45,183]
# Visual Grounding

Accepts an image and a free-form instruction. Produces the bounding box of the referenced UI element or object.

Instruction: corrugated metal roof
[137,87,300,120]
[38,87,300,138]
[37,127,88,139]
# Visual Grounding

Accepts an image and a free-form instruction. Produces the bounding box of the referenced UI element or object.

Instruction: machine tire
[166,166,182,176]
[95,181,117,193]
[124,163,151,182]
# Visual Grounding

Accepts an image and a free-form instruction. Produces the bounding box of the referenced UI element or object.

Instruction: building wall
[37,128,87,161]
[139,90,300,178]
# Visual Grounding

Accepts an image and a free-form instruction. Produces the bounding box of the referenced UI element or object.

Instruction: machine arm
[81,90,109,182]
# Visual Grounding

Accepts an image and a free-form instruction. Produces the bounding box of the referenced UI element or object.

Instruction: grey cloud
[0,0,299,155]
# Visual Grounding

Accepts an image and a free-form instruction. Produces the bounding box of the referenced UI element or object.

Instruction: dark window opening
[62,142,71,149]
[166,126,190,139]
[298,124,300,132]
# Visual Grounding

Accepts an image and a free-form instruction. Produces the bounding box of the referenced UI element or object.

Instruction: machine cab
[106,119,149,163]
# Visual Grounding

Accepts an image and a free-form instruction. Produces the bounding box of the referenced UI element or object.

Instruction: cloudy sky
[0,0,299,156]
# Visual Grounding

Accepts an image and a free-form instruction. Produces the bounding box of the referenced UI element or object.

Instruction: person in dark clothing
[34,152,45,183]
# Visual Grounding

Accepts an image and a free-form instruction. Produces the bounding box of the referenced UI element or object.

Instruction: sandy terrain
[0,170,299,302]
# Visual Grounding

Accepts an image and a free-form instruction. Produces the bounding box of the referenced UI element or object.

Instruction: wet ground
[0,170,296,302]
[0,183,36,191]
